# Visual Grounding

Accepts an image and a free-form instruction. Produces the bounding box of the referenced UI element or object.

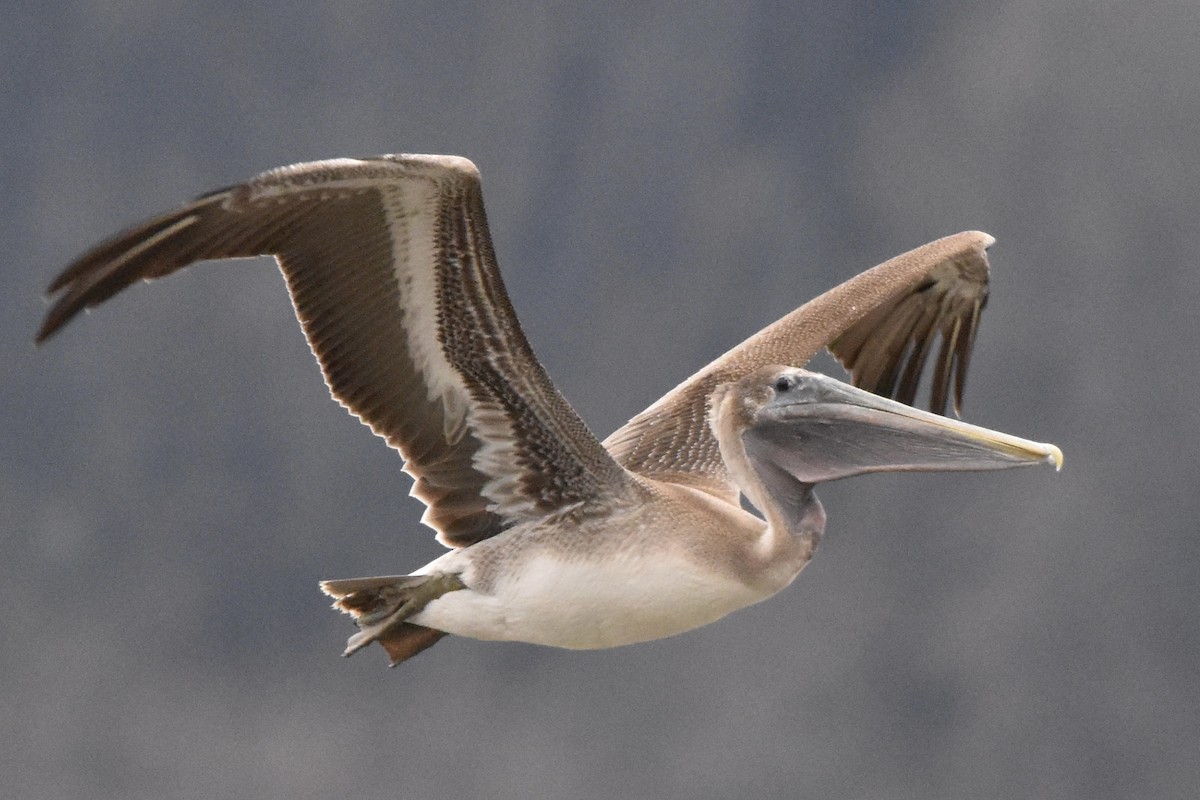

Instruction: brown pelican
[37,154,1061,666]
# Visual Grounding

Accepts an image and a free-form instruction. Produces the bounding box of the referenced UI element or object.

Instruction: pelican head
[724,365,1061,489]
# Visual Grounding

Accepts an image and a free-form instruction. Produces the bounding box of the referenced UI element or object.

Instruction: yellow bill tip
[1046,443,1064,471]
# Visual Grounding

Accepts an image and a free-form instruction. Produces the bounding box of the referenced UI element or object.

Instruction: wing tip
[34,316,58,345]
[35,288,82,344]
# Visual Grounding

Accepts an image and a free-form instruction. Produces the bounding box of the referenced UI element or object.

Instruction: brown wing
[39,155,633,547]
[603,231,993,501]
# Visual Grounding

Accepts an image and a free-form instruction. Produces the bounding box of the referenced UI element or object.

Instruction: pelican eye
[774,375,797,393]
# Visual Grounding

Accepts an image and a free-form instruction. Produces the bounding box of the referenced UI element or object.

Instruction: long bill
[747,374,1063,485]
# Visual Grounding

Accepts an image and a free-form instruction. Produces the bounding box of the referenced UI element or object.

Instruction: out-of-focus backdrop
[5,3,1196,799]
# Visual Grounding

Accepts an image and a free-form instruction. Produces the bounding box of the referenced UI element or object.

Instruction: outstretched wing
[40,154,633,547]
[603,231,993,501]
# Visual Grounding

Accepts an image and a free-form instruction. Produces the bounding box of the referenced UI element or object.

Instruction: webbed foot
[320,572,465,664]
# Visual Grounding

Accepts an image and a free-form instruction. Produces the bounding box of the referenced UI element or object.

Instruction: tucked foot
[320,572,466,665]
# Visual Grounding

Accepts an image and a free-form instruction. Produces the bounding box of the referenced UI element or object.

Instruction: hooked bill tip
[1042,443,1064,472]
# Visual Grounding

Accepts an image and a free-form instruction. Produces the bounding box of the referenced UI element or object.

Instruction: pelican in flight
[38,154,1061,666]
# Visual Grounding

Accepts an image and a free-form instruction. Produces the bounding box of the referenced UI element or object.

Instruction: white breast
[411,550,777,649]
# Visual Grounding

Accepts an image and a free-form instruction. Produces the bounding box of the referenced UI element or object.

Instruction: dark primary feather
[828,245,989,416]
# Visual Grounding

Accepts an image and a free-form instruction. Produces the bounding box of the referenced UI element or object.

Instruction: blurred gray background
[4,2,1197,798]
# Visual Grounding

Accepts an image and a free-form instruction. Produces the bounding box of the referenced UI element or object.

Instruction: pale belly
[410,550,779,650]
